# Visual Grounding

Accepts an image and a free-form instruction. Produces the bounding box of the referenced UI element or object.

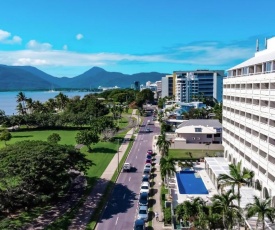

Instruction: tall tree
[156,132,171,156]
[246,196,275,230]
[212,189,239,229]
[55,92,69,112]
[75,130,99,152]
[16,92,27,114]
[217,162,254,209]
[159,157,176,185]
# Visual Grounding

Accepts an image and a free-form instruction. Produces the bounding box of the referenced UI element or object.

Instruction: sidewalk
[69,110,137,230]
[152,133,165,230]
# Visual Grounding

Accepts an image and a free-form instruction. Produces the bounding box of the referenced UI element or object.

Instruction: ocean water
[0,91,92,115]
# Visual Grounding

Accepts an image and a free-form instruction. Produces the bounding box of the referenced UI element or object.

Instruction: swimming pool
[176,171,208,194]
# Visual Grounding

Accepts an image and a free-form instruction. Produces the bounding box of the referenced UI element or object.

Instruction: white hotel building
[223,37,275,203]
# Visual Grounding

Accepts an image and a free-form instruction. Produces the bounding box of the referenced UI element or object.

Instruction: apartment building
[223,37,275,202]
[161,75,174,98]
[173,70,225,103]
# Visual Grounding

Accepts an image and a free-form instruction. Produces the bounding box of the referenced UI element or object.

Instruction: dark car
[145,159,152,164]
[139,192,148,206]
[146,154,152,160]
[142,174,150,182]
[143,168,150,176]
[147,149,153,155]
[133,218,145,230]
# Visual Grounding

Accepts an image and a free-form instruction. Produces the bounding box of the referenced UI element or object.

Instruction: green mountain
[0,65,168,90]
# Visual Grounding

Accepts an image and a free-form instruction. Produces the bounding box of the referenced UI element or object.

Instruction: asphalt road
[96,114,160,230]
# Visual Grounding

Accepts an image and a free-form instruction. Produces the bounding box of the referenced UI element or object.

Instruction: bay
[0,91,93,115]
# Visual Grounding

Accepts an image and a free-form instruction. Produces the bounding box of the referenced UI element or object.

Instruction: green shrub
[164,207,172,225]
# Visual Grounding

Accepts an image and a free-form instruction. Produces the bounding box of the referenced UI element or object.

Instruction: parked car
[147,149,153,155]
[137,205,148,221]
[144,163,152,172]
[146,154,152,160]
[142,174,150,182]
[139,192,148,206]
[140,182,150,193]
[145,159,152,164]
[133,218,145,230]
[143,168,150,177]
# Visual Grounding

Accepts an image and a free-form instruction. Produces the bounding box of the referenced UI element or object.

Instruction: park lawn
[0,130,79,149]
[169,149,218,159]
[82,141,117,186]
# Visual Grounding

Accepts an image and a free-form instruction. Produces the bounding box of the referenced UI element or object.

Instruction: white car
[137,205,148,221]
[144,163,152,172]
[140,182,150,193]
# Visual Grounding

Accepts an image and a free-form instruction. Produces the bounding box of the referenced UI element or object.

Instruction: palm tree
[25,98,34,114]
[16,92,27,114]
[212,189,239,229]
[246,196,275,230]
[44,98,57,112]
[182,197,205,226]
[16,102,25,115]
[55,92,69,111]
[217,162,254,209]
[156,132,171,156]
[159,157,176,185]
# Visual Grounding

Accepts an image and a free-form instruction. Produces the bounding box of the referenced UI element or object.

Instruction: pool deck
[169,162,218,206]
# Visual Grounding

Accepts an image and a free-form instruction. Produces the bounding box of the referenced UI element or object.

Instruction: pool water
[176,171,208,194]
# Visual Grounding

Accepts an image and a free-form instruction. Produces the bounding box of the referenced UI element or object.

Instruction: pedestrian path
[151,134,165,230]
[69,110,138,230]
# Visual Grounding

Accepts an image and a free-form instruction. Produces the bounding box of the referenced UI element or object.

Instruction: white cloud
[0,29,22,44]
[0,39,255,74]
[76,33,83,40]
[14,58,48,65]
[26,40,52,51]
[63,44,68,50]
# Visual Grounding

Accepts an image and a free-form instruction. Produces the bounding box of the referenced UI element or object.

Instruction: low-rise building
[169,119,223,151]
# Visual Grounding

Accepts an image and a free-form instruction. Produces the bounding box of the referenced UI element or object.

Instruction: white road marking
[129,177,131,181]
[136,155,137,159]
[115,216,119,225]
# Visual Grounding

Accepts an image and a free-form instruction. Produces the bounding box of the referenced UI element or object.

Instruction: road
[96,114,160,230]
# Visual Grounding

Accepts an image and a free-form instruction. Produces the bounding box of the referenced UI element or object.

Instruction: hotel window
[261,82,269,90]
[270,82,275,89]
[256,64,262,73]
[269,119,275,127]
[206,134,212,138]
[266,62,272,72]
[268,154,275,164]
[243,67,249,75]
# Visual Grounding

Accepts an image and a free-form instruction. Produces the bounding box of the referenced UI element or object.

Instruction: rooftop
[177,119,222,129]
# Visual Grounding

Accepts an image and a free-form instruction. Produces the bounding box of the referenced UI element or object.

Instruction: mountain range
[0,65,168,91]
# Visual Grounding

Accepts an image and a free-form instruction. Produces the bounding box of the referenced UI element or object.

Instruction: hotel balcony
[269,144,275,155]
[270,107,275,115]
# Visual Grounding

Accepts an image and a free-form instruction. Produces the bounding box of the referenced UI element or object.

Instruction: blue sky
[0,0,274,77]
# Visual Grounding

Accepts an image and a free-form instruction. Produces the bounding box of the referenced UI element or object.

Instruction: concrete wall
[177,133,222,144]
[171,141,224,151]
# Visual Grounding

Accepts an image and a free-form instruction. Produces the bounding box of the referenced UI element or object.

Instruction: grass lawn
[0,124,132,228]
[169,149,219,159]
[0,130,79,148]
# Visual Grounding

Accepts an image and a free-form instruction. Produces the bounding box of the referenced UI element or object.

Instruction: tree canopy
[0,140,92,214]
